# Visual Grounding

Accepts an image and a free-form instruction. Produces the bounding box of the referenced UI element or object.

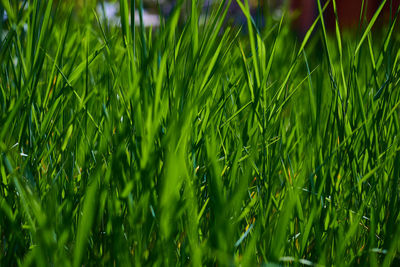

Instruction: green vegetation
[1,0,400,265]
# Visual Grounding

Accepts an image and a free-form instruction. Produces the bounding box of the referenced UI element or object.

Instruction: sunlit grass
[1,0,400,266]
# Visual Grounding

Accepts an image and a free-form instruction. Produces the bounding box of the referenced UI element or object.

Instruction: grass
[1,0,400,265]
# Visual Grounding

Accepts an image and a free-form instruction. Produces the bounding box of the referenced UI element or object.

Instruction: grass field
[1,0,400,266]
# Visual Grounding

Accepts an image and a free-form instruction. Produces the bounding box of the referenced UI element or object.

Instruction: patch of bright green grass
[1,0,400,265]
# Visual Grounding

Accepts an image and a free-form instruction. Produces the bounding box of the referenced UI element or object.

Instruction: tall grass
[1,0,400,265]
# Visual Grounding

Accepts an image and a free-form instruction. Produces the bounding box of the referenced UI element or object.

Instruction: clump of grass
[1,0,400,266]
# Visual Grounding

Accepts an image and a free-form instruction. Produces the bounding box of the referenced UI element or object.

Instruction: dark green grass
[1,0,400,265]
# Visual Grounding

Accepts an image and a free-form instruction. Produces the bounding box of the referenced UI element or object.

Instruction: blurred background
[1,0,399,36]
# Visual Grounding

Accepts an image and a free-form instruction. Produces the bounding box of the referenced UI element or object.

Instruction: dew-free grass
[1,0,400,266]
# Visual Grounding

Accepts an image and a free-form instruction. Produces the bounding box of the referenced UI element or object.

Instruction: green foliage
[1,0,400,265]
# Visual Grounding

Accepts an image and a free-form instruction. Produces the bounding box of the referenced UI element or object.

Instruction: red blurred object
[291,0,400,35]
